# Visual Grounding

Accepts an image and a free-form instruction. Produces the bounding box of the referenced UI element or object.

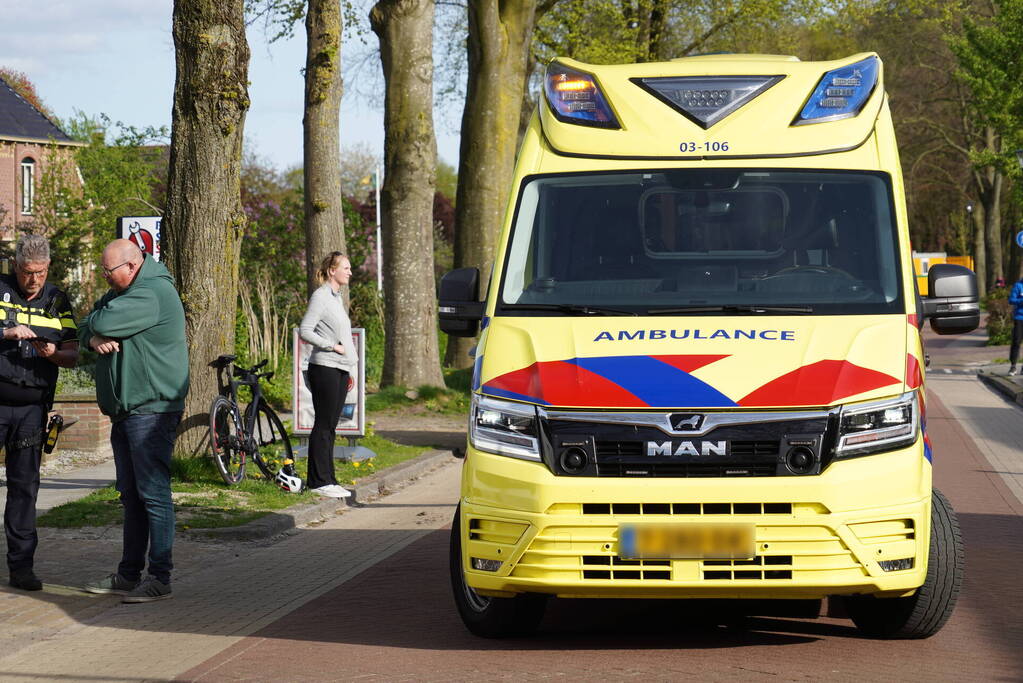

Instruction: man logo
[670,413,704,431]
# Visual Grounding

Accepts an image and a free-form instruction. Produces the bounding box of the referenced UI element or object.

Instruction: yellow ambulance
[439,52,980,639]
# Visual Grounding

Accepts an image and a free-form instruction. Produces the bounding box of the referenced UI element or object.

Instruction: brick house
[0,75,84,241]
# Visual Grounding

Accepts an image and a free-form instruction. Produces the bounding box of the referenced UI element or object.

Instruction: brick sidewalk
[0,459,461,681]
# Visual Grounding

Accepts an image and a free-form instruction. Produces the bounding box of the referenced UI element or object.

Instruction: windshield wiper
[645,304,814,315]
[502,303,639,316]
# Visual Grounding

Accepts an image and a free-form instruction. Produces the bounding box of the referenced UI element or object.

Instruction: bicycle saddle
[208,354,237,369]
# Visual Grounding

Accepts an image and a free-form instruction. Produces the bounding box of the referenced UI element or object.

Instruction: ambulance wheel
[844,489,963,639]
[449,505,546,638]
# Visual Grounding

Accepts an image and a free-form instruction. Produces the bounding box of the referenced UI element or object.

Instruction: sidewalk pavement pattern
[0,452,462,681]
[0,341,1020,679]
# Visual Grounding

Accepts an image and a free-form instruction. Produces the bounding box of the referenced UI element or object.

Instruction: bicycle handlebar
[217,357,273,383]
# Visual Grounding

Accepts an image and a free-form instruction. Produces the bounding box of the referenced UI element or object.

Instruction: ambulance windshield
[499,169,903,315]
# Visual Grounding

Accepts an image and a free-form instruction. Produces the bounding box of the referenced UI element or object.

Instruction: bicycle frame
[213,358,268,446]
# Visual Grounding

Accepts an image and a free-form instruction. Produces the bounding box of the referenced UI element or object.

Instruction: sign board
[1016,230,1023,249]
[292,327,365,437]
[116,216,162,261]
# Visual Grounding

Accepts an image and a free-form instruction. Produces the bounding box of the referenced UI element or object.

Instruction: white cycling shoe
[311,484,352,498]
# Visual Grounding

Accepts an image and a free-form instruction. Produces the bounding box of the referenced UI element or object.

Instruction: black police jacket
[0,274,77,392]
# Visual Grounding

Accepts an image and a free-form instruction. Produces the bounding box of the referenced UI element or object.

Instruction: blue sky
[0,0,463,171]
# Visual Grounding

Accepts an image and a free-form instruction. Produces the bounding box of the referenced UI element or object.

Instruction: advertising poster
[116,216,162,261]
[292,327,365,437]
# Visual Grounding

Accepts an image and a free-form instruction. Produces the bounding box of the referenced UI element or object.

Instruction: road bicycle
[208,354,294,486]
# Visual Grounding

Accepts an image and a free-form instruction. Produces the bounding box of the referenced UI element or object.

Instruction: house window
[20,157,35,215]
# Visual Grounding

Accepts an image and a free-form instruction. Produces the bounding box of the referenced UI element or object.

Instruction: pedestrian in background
[1009,276,1023,377]
[1,235,78,591]
[80,240,188,603]
[299,251,356,499]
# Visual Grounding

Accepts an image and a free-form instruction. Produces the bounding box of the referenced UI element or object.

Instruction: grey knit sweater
[299,284,357,372]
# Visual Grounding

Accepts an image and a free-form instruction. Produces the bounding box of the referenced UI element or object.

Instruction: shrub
[985,288,1013,346]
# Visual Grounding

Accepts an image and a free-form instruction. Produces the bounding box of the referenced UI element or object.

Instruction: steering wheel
[772,265,856,280]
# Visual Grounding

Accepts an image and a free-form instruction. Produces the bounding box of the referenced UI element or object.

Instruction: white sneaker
[1009,366,1018,377]
[311,485,351,499]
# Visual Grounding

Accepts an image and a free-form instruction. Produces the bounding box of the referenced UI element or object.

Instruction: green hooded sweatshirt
[79,255,189,420]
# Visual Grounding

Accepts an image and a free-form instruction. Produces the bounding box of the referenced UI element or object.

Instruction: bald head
[101,239,145,292]
[103,239,145,265]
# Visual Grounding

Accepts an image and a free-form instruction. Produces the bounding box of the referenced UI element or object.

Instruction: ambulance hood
[477,315,918,410]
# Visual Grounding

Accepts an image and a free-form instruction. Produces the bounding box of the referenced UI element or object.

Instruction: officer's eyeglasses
[17,265,48,279]
[102,261,131,277]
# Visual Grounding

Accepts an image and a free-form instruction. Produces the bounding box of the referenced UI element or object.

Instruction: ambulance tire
[449,506,547,638]
[844,489,963,639]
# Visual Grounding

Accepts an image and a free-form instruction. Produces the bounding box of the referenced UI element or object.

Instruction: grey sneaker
[1009,366,1018,377]
[84,573,137,595]
[122,576,172,603]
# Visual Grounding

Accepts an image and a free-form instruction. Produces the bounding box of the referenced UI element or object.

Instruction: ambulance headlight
[836,391,918,456]
[470,394,541,461]
[544,61,620,129]
[794,56,879,125]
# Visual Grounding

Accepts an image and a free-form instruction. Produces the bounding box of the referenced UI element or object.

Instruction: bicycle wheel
[245,400,294,481]
[210,395,245,485]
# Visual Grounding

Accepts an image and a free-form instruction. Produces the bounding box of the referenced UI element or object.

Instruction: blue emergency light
[794,56,879,125]
[543,62,620,129]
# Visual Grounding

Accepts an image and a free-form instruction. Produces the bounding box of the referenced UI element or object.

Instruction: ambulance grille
[594,440,779,477]
[581,556,672,580]
[579,556,795,581]
[702,556,794,580]
[597,462,776,477]
[581,502,793,515]
[595,440,778,458]
[510,522,865,584]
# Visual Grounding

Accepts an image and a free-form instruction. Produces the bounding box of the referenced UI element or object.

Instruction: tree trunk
[165,0,250,455]
[445,0,537,369]
[371,0,444,389]
[971,201,986,298]
[304,0,347,297]
[980,142,1004,289]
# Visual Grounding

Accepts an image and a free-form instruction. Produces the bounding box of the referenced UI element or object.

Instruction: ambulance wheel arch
[842,488,963,639]
[449,505,548,638]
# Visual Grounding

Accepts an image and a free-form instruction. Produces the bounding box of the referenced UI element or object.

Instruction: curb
[977,370,1023,406]
[194,449,457,541]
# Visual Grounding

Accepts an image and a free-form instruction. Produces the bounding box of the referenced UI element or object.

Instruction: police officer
[1,235,78,591]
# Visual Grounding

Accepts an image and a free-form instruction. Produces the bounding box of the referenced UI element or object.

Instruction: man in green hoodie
[79,239,189,603]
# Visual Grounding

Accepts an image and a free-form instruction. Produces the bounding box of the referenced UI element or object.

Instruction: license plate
[619,523,755,559]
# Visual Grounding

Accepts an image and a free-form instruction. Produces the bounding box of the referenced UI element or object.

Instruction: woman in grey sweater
[298,251,357,498]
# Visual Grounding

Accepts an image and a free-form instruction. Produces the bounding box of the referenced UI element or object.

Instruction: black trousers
[1011,319,1023,366]
[306,364,349,489]
[0,402,45,572]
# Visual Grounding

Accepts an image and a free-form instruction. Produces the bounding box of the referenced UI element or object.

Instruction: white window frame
[20,157,35,215]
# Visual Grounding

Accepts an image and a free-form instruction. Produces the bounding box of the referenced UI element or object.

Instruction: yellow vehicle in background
[912,253,975,295]
[439,52,980,639]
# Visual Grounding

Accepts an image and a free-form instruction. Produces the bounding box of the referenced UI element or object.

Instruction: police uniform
[0,273,76,575]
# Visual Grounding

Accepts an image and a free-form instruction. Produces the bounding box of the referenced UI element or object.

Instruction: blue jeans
[112,412,181,584]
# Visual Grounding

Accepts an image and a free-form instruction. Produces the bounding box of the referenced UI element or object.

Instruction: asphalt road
[178,396,1022,682]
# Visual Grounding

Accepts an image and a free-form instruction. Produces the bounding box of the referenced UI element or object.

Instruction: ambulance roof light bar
[794,56,879,125]
[632,75,785,129]
[543,62,621,129]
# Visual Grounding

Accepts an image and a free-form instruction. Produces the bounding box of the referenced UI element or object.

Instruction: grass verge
[366,367,471,415]
[38,432,429,531]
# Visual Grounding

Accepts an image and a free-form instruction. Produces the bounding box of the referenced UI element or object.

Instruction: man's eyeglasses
[102,261,131,277]
[16,265,48,278]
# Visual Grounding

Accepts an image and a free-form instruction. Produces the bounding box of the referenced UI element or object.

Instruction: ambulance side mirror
[439,268,484,337]
[921,264,980,335]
